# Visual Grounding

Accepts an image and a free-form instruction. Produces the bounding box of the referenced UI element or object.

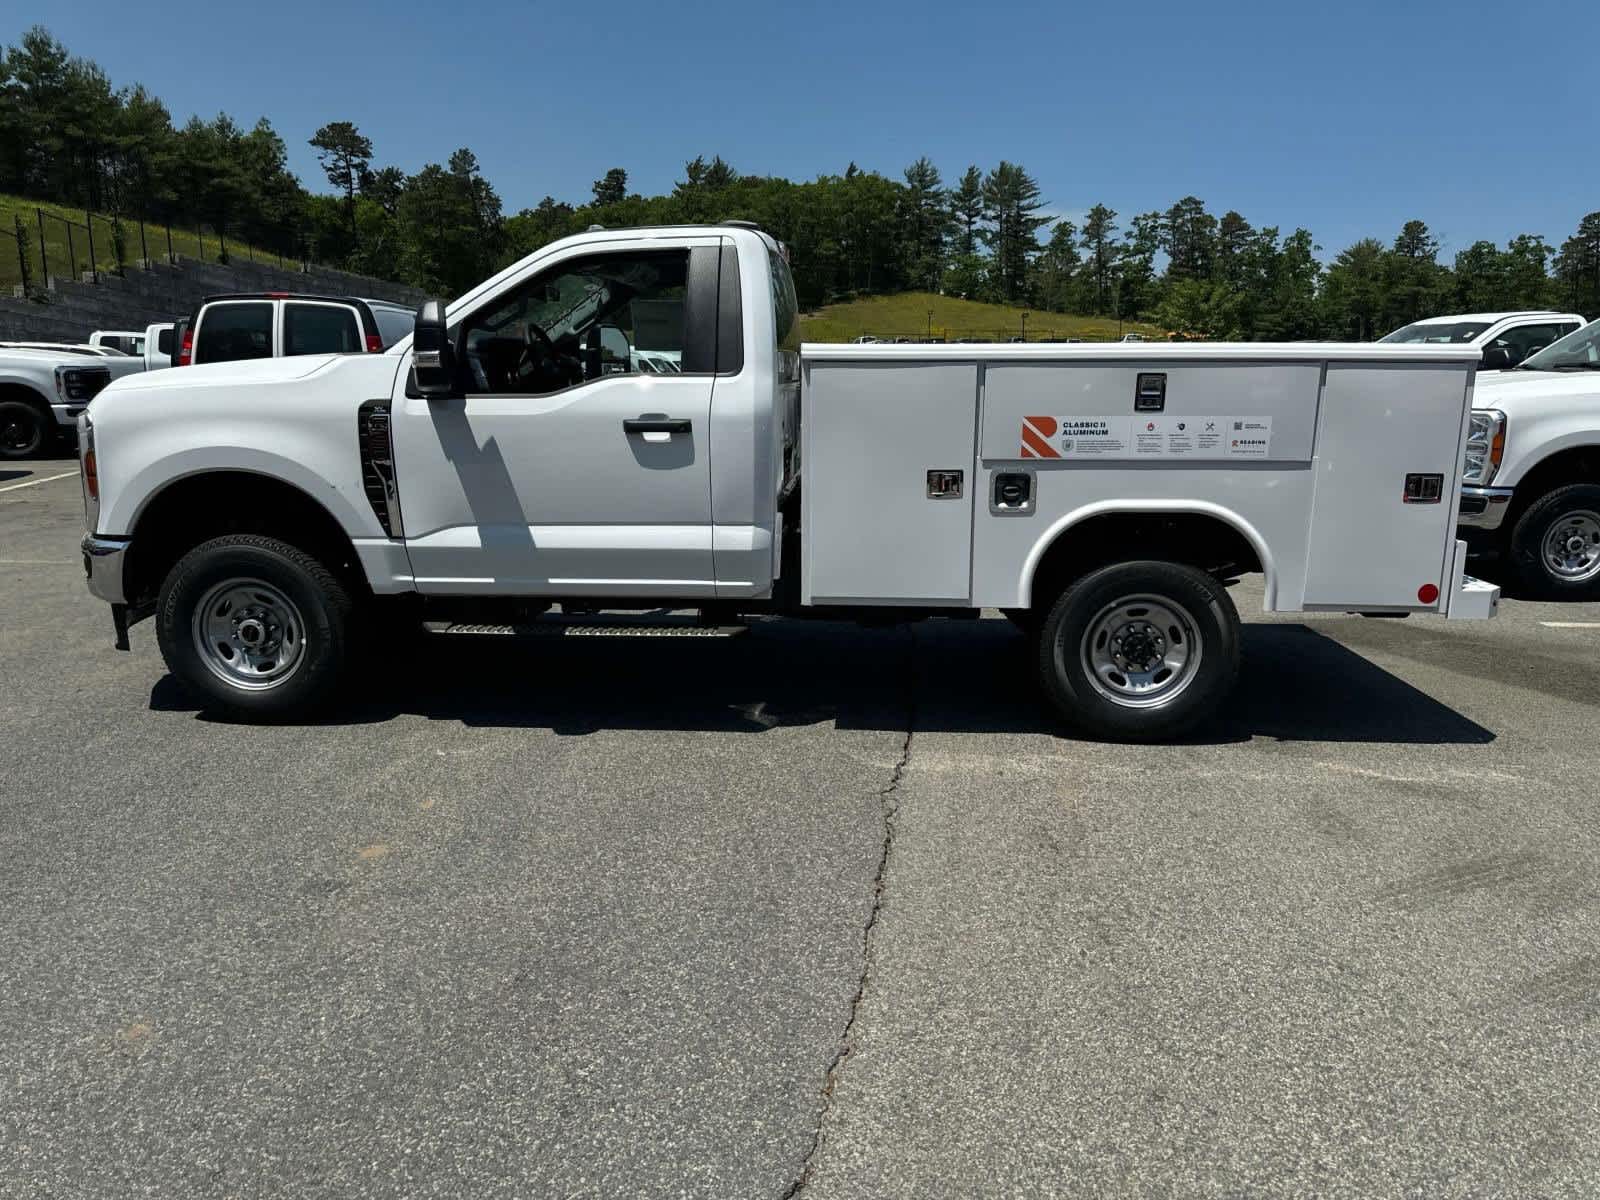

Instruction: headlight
[55,365,113,403]
[1463,410,1506,485]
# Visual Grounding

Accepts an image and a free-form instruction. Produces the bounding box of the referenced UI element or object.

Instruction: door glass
[1494,323,1563,363]
[457,250,689,394]
[195,303,273,363]
[284,303,362,355]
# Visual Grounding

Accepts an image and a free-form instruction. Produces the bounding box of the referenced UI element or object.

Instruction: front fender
[102,445,378,541]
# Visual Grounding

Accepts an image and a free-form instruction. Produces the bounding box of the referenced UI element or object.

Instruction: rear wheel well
[1026,512,1263,609]
[126,472,368,609]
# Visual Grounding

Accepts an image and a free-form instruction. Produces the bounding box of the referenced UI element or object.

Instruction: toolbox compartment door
[1303,363,1471,609]
[802,361,978,604]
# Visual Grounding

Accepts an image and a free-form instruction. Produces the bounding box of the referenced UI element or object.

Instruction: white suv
[1380,310,1586,370]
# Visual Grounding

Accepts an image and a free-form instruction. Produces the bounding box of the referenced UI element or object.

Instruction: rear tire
[1035,560,1240,742]
[156,534,354,721]
[1507,483,1600,601]
[0,398,50,460]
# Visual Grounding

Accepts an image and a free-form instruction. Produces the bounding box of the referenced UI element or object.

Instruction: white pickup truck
[1380,310,1586,369]
[79,223,1498,739]
[1458,318,1600,598]
[1,345,147,459]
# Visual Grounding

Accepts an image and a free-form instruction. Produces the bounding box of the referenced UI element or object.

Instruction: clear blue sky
[18,0,1596,259]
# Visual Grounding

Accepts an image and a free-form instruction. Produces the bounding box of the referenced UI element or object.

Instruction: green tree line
[3,25,1598,333]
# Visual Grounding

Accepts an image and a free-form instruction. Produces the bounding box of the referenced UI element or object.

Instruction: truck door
[390,238,720,597]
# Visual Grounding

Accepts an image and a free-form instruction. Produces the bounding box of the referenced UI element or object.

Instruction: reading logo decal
[1020,416,1060,458]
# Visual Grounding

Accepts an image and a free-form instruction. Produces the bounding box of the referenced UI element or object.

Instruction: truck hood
[1474,369,1600,412]
[103,354,337,394]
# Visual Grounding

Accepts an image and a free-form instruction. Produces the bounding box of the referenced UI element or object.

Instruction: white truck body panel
[802,343,1478,614]
[85,228,1487,624]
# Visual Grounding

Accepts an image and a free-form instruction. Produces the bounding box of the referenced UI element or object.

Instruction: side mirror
[1480,345,1513,370]
[412,299,456,397]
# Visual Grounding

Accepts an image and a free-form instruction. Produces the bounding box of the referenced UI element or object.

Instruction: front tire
[156,534,354,720]
[1507,483,1600,601]
[1035,560,1241,742]
[0,398,50,460]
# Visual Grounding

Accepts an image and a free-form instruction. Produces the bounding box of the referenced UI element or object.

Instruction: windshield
[1378,320,1491,344]
[1519,319,1600,371]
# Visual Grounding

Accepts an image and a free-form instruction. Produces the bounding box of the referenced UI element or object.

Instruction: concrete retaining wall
[1,256,426,344]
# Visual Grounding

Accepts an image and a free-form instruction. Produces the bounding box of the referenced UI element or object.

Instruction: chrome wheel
[190,578,307,691]
[1079,594,1202,709]
[1542,509,1600,583]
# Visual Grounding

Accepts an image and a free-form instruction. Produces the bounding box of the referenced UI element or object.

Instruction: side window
[769,246,800,354]
[284,303,362,356]
[195,302,273,364]
[457,249,689,395]
[371,307,414,349]
[1500,323,1563,362]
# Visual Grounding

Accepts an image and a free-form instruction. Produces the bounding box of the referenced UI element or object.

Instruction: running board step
[426,617,748,639]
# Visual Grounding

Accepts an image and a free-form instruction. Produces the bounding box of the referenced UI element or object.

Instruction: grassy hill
[799,292,1162,343]
[0,194,279,292]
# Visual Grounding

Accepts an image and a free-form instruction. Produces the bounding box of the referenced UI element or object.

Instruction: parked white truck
[78,223,1498,739]
[1458,318,1600,598]
[1,345,147,459]
[1380,310,1585,370]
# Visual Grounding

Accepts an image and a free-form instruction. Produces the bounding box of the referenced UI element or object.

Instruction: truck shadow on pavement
[150,617,1494,745]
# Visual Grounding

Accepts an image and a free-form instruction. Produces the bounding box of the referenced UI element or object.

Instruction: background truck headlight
[1463,410,1506,485]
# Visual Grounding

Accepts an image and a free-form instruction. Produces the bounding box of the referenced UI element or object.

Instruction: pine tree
[980,162,1048,302]
[949,165,984,257]
[591,167,628,207]
[900,156,948,292]
[1079,204,1119,315]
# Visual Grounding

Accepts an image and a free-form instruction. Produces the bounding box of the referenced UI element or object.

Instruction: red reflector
[1418,583,1440,605]
[84,449,98,501]
[365,333,382,353]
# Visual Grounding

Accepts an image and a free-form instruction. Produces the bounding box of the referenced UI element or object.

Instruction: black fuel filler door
[1134,373,1166,412]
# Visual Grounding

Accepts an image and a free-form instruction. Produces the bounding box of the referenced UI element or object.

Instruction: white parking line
[0,470,78,494]
[1539,621,1600,629]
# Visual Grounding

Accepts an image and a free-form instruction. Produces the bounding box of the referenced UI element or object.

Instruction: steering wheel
[517,323,584,390]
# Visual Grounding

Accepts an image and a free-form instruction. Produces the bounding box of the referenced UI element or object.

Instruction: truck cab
[1380,310,1586,369]
[174,294,415,367]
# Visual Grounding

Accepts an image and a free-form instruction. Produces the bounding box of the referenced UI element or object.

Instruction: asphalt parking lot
[3,458,1598,1198]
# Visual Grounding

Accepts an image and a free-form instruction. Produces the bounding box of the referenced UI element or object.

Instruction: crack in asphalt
[780,626,916,1199]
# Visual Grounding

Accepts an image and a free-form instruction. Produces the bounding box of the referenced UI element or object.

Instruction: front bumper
[81,533,130,605]
[51,403,88,429]
[1458,485,1514,532]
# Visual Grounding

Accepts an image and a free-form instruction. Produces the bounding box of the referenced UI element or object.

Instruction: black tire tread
[156,533,354,721]
[0,397,51,460]
[1507,482,1600,601]
[1034,560,1241,742]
